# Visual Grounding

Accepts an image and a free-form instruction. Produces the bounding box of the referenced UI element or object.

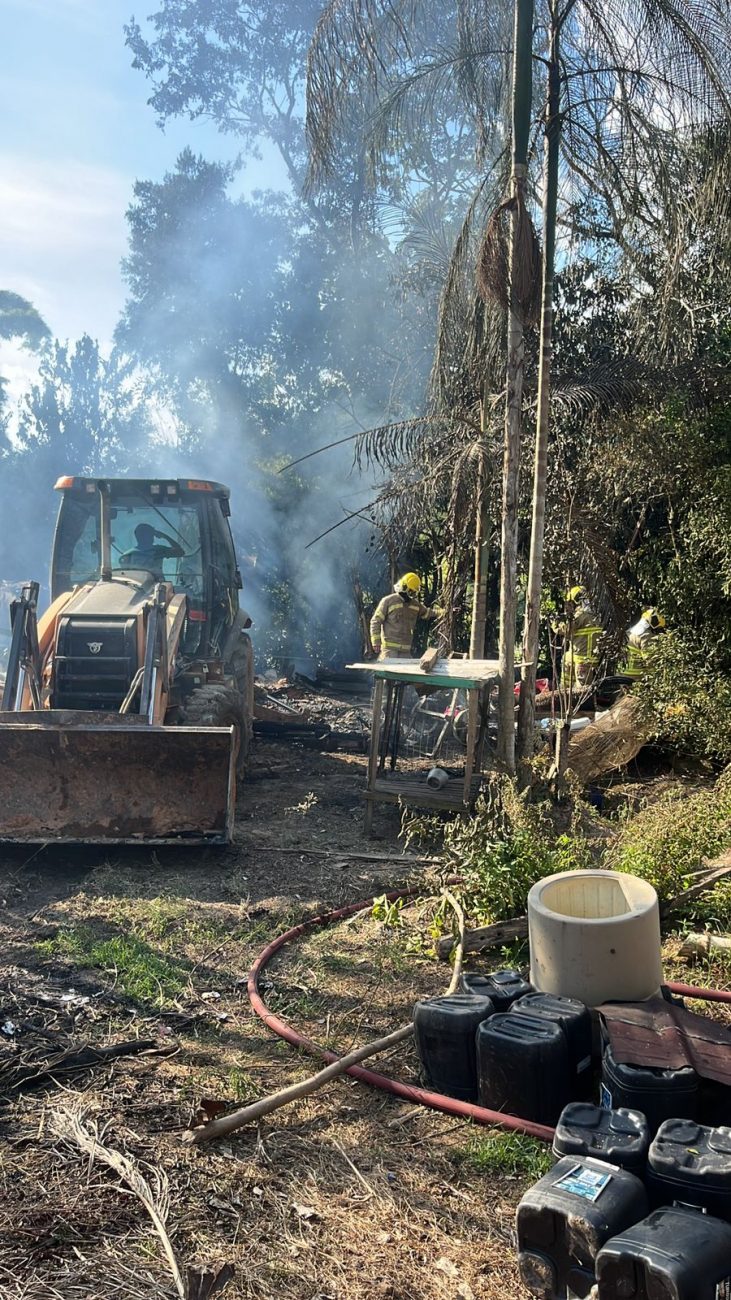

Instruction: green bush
[634,632,731,767]
[437,782,592,924]
[608,767,731,903]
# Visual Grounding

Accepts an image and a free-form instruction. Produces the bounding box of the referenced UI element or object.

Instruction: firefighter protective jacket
[555,605,603,685]
[370,593,430,658]
[624,617,655,677]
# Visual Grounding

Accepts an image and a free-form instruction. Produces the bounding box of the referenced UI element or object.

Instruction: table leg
[367,677,384,807]
[463,686,479,805]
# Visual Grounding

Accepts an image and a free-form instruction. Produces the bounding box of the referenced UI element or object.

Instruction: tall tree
[0,291,50,412]
[515,0,731,763]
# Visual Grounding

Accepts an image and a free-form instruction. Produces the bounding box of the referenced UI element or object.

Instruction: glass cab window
[111,497,203,601]
[52,490,204,608]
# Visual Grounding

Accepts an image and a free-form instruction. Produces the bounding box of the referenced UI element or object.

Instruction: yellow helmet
[567,585,584,604]
[643,608,666,631]
[395,572,421,596]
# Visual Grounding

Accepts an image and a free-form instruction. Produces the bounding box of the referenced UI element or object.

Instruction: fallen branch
[438,914,529,961]
[1,1037,170,1092]
[185,890,466,1146]
[253,847,443,865]
[50,1108,187,1299]
[661,862,731,919]
[680,931,731,959]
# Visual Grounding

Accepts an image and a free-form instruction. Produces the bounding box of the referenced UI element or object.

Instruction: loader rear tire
[183,685,249,774]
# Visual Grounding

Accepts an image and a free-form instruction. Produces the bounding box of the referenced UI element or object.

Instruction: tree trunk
[496,0,534,772]
[469,385,491,659]
[517,7,560,770]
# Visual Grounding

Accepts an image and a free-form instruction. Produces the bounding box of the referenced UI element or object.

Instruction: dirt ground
[0,685,548,1300]
[0,689,727,1300]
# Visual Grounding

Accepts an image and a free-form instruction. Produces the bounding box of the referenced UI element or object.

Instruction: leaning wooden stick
[185,889,466,1146]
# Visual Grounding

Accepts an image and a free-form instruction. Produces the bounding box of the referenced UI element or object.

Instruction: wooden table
[347,658,501,833]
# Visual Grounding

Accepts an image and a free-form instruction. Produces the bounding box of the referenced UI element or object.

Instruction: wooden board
[367,773,483,811]
[348,658,501,689]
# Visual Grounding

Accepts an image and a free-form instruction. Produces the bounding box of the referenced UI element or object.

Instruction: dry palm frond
[551,357,649,418]
[354,412,480,472]
[477,190,542,325]
[49,1108,186,1300]
[305,0,418,192]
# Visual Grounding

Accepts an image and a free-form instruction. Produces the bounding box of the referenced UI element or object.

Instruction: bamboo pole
[517,3,560,769]
[496,0,534,773]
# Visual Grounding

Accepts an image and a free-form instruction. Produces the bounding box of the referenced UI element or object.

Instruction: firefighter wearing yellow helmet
[370,572,437,659]
[553,585,604,687]
[624,608,667,678]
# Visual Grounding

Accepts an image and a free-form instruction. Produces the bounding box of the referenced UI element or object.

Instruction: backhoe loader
[0,476,254,844]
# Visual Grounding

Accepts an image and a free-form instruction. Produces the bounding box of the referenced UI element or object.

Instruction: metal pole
[99,482,112,582]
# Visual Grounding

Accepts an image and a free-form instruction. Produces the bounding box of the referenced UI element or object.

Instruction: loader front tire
[183,685,249,774]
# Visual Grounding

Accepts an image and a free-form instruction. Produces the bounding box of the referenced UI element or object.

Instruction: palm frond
[354,413,480,472]
[305,0,420,192]
[50,1108,186,1299]
[551,357,649,418]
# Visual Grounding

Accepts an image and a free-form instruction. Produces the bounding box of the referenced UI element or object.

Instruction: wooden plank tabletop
[347,657,501,688]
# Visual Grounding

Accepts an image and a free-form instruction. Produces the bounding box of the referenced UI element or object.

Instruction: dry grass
[0,727,726,1299]
[0,738,540,1300]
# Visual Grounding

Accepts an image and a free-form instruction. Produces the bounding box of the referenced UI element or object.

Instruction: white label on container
[600,1084,612,1110]
[556,1164,612,1202]
[716,1276,731,1300]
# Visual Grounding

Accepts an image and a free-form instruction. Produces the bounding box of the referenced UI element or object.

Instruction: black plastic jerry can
[412,993,494,1102]
[511,992,594,1100]
[477,1011,572,1125]
[460,968,532,1012]
[553,1103,650,1176]
[517,1155,648,1299]
[601,1046,698,1135]
[595,1204,731,1300]
[647,1119,731,1222]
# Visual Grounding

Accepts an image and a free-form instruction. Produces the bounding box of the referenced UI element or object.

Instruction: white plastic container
[426,767,449,790]
[527,870,662,1007]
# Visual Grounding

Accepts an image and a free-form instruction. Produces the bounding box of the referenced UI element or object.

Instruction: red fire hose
[247,887,731,1145]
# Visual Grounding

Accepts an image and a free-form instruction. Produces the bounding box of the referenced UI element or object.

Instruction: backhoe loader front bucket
[0,712,236,844]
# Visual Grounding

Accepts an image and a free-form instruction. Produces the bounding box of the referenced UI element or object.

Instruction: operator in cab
[117,523,184,578]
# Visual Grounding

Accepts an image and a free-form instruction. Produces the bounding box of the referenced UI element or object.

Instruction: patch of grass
[180,1065,260,1104]
[455,1129,552,1181]
[269,986,325,1020]
[36,926,189,1005]
[318,952,355,975]
[227,1067,259,1102]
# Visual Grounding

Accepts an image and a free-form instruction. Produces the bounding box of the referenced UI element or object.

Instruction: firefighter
[369,572,437,659]
[553,585,603,687]
[623,608,666,678]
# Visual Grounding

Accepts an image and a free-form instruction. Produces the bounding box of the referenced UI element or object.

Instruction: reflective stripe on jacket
[623,617,654,678]
[557,605,602,686]
[370,593,429,658]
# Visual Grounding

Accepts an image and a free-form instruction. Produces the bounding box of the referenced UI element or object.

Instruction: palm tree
[305,0,731,771]
[515,0,731,764]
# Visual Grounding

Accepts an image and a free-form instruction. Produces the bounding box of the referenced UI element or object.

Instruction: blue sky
[1,0,286,353]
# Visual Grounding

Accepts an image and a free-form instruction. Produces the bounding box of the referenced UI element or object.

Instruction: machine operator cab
[51,476,245,660]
